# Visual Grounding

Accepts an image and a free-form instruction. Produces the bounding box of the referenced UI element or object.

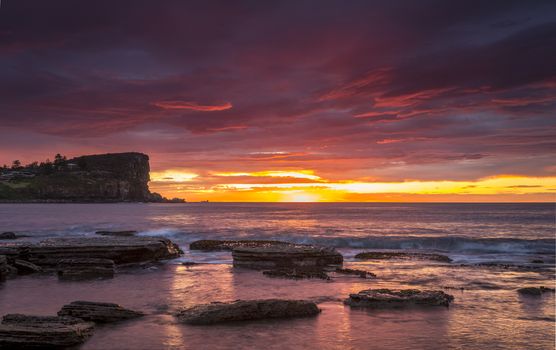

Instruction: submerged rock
[190,239,291,251]
[57,258,115,280]
[335,268,377,279]
[354,251,452,263]
[20,236,181,268]
[0,232,17,240]
[176,299,320,325]
[530,259,544,264]
[345,289,454,308]
[232,244,343,270]
[517,286,556,296]
[0,314,94,349]
[95,230,137,237]
[58,301,144,323]
[263,267,331,280]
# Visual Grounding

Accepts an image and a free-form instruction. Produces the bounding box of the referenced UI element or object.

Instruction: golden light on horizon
[149,170,556,202]
[151,170,198,182]
[281,191,322,202]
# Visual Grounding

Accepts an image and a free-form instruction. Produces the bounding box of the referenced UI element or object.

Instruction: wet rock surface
[232,243,343,270]
[263,267,331,280]
[335,268,377,279]
[354,251,452,263]
[58,301,144,323]
[57,258,115,280]
[176,299,321,325]
[345,289,454,308]
[21,236,182,267]
[517,286,555,296]
[0,314,94,349]
[95,230,137,237]
[190,239,291,251]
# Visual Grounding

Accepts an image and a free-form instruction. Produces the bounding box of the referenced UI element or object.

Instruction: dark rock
[0,247,21,259]
[0,314,94,348]
[181,261,199,266]
[21,236,181,268]
[263,267,330,280]
[517,286,556,296]
[13,259,42,275]
[0,232,17,240]
[530,259,544,264]
[190,239,291,251]
[95,230,137,237]
[58,301,144,323]
[354,251,452,263]
[57,258,115,280]
[176,299,320,325]
[0,255,8,281]
[335,268,377,279]
[232,244,343,270]
[345,289,454,308]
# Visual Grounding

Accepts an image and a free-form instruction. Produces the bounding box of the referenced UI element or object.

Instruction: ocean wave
[259,235,556,254]
[130,229,556,255]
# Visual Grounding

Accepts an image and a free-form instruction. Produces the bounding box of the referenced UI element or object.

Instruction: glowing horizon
[149,170,556,202]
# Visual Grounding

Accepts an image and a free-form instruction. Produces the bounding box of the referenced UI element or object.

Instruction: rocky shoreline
[1,235,553,348]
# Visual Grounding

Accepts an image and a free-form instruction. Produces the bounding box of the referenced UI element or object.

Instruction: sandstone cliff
[0,152,171,202]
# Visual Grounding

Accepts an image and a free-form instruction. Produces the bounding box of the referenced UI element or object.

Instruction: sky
[0,0,555,202]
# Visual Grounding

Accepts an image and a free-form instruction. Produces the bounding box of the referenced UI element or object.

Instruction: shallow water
[0,203,554,349]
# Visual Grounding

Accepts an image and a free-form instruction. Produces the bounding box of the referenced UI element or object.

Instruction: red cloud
[153,100,232,111]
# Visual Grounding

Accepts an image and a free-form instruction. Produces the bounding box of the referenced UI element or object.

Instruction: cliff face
[0,152,158,202]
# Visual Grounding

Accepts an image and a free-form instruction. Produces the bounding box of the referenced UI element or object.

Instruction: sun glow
[151,170,198,182]
[281,191,322,202]
[149,170,556,202]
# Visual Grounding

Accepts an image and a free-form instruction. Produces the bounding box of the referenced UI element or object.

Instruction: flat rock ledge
[232,244,343,270]
[354,251,452,263]
[58,301,144,323]
[345,289,454,308]
[57,258,115,280]
[95,230,137,237]
[0,314,94,349]
[176,299,320,325]
[517,286,556,296]
[9,236,182,268]
[190,239,292,251]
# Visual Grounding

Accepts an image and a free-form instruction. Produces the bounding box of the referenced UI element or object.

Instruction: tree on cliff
[11,160,22,170]
[54,154,67,166]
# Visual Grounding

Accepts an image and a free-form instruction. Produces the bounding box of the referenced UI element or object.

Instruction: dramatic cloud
[153,101,232,111]
[0,0,555,201]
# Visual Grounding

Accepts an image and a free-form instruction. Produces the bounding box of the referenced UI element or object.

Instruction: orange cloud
[153,100,232,111]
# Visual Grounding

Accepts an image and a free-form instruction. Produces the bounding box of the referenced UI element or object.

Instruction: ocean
[0,202,554,349]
